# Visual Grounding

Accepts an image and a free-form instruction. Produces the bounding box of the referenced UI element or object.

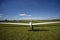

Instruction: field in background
[0,20,60,23]
[0,20,60,40]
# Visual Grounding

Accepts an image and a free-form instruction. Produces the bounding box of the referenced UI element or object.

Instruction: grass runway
[0,21,60,40]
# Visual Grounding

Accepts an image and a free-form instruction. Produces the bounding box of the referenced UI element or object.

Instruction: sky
[0,0,60,20]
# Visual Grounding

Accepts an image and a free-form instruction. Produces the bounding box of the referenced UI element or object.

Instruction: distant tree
[4,19,8,22]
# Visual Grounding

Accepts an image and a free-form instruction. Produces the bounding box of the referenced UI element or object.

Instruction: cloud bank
[19,13,31,17]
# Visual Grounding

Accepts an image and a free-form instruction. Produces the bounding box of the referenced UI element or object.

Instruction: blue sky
[0,0,60,20]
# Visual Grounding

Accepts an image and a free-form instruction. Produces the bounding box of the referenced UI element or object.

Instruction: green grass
[1,20,60,23]
[0,22,60,40]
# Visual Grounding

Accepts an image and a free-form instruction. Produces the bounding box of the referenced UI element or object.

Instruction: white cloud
[20,17,46,20]
[19,13,31,17]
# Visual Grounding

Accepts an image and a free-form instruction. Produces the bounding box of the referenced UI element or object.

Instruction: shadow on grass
[28,29,49,32]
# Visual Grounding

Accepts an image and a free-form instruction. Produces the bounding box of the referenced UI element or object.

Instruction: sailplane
[0,20,60,30]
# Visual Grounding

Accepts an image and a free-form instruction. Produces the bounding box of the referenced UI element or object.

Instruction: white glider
[0,22,60,25]
[0,21,60,30]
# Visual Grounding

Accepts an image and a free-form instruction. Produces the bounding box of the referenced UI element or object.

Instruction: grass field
[0,20,60,40]
[1,20,60,23]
